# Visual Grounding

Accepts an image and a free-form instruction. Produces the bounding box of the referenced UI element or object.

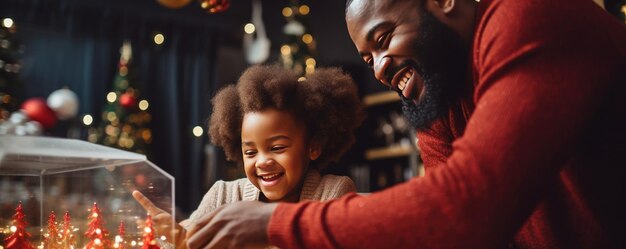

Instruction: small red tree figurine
[4,202,35,249]
[141,214,160,249]
[114,221,126,249]
[45,211,62,249]
[84,203,109,249]
[60,211,76,249]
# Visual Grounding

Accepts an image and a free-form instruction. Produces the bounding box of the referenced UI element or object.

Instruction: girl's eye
[271,146,286,152]
[244,150,257,156]
[365,57,373,67]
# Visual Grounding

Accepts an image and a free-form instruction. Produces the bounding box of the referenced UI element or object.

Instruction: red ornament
[119,93,137,109]
[21,98,57,129]
[141,214,160,249]
[84,203,109,249]
[198,0,230,13]
[4,202,35,249]
[157,0,191,9]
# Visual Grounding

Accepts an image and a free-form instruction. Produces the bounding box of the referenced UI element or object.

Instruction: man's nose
[373,56,392,86]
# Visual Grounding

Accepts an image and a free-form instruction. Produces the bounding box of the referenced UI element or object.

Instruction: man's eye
[377,32,389,48]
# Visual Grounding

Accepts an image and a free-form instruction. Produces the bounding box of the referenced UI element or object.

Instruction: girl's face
[241,108,320,203]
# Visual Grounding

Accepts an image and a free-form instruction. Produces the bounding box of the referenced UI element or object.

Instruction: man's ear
[308,139,322,160]
[430,0,456,15]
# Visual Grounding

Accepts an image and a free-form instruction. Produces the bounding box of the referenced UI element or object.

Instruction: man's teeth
[261,173,280,180]
[398,71,412,91]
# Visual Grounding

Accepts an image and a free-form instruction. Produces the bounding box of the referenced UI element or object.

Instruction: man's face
[346,0,469,129]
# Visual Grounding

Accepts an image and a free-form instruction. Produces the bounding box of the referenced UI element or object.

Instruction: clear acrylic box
[0,135,175,248]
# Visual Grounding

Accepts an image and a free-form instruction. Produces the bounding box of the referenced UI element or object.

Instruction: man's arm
[268,1,619,248]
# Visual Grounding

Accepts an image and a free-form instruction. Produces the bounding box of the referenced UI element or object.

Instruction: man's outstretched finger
[132,190,164,215]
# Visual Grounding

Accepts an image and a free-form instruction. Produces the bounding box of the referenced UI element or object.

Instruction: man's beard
[401,7,469,130]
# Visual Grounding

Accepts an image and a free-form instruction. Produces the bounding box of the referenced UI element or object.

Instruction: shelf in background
[365,144,415,160]
[363,91,400,106]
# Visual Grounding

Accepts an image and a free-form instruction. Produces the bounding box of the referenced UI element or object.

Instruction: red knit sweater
[268,0,626,248]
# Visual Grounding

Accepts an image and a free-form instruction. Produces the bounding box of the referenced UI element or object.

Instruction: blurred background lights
[106,92,117,102]
[83,114,93,126]
[192,126,203,137]
[153,33,165,45]
[139,100,149,110]
[282,7,293,17]
[244,23,256,34]
[299,5,310,15]
[2,18,13,28]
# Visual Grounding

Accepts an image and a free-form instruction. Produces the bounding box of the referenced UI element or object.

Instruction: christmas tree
[84,203,109,249]
[141,214,160,249]
[0,17,23,121]
[280,0,317,77]
[3,202,35,249]
[44,211,62,249]
[60,211,76,249]
[114,221,126,249]
[89,41,152,155]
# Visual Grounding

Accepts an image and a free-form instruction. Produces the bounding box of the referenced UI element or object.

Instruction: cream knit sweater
[180,170,356,229]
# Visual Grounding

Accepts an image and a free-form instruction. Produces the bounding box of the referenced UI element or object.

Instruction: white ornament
[9,110,28,124]
[244,0,271,64]
[47,88,79,120]
[24,121,43,135]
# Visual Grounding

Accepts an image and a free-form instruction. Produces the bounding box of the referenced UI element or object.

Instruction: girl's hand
[132,190,188,249]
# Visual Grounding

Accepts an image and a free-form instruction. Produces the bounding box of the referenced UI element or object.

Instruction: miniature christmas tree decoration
[3,202,35,249]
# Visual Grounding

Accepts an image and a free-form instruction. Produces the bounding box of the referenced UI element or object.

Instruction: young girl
[134,64,364,248]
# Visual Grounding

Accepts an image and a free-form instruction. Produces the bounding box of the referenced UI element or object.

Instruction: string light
[244,23,256,34]
[107,92,117,103]
[299,5,310,15]
[280,45,291,55]
[302,34,313,44]
[282,7,293,17]
[83,114,93,126]
[139,100,149,110]
[153,33,165,45]
[192,126,204,137]
[2,18,13,28]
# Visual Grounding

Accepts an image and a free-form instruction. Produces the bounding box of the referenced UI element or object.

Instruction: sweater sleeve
[267,1,623,248]
[180,180,226,229]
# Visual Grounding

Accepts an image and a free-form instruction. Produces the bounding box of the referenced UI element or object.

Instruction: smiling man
[185,0,626,248]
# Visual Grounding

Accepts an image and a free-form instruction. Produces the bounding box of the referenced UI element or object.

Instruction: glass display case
[0,135,175,248]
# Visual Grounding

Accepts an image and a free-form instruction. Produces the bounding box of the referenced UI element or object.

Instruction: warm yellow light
[192,126,204,137]
[154,33,165,45]
[302,34,313,44]
[282,7,293,17]
[95,238,102,245]
[306,66,315,74]
[131,241,137,246]
[139,100,149,110]
[92,213,98,218]
[280,45,291,55]
[83,115,93,126]
[160,235,167,241]
[297,77,306,82]
[305,58,316,66]
[621,5,626,15]
[144,227,151,233]
[299,5,310,15]
[244,23,256,34]
[106,92,117,103]
[2,18,14,28]
[107,112,117,122]
[10,226,17,233]
[114,243,119,248]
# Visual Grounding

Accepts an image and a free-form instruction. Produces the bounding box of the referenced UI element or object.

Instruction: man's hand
[132,190,188,248]
[186,201,278,249]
